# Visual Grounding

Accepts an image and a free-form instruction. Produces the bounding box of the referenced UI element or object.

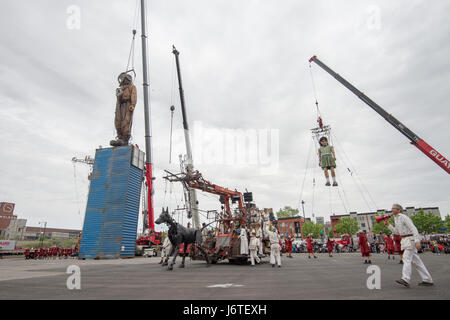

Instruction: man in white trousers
[266,224,281,268]
[240,226,249,256]
[255,223,263,256]
[386,204,433,287]
[249,231,261,266]
[159,235,172,264]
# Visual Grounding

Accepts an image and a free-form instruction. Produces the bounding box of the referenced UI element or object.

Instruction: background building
[330,206,441,236]
[0,202,17,231]
[3,219,27,240]
[23,227,81,241]
[1,201,82,241]
[277,216,304,239]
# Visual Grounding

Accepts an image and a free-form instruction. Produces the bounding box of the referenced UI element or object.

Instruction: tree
[410,210,444,234]
[276,206,299,218]
[445,215,450,233]
[334,217,359,236]
[328,228,334,239]
[302,221,323,238]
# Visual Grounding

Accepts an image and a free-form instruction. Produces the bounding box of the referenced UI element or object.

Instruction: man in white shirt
[160,235,172,264]
[265,224,282,268]
[249,231,261,266]
[255,223,264,255]
[386,204,433,287]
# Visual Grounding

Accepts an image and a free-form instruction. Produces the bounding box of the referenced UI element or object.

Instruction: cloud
[1,0,449,232]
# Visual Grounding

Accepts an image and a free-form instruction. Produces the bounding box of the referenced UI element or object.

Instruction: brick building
[277,216,304,239]
[0,202,16,230]
[0,202,19,239]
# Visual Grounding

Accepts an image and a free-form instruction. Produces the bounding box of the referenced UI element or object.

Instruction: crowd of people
[24,246,78,259]
[157,203,445,287]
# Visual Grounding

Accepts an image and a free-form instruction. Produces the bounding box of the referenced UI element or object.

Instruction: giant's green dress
[319,145,336,168]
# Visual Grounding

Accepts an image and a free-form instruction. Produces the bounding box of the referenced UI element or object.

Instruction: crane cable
[119,2,139,145]
[327,133,351,213]
[309,63,322,118]
[311,142,317,219]
[126,0,140,73]
[126,30,137,73]
[331,131,378,212]
[297,137,313,213]
[168,57,177,163]
[72,163,84,227]
[309,64,338,219]
[309,61,378,216]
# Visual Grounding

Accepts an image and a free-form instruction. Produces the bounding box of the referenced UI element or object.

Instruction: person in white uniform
[240,226,249,255]
[386,204,433,287]
[255,223,263,255]
[266,224,281,268]
[159,236,172,264]
[249,231,261,266]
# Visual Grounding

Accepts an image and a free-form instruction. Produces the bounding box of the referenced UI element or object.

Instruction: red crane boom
[309,55,450,174]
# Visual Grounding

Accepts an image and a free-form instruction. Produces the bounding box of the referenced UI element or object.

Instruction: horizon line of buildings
[0,202,81,241]
[1,201,442,241]
[276,206,441,239]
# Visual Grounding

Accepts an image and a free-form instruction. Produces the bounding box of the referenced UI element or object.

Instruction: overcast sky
[1,0,449,232]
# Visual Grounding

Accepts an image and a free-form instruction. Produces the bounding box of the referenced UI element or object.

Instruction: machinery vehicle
[335,234,352,251]
[135,231,161,257]
[164,169,259,264]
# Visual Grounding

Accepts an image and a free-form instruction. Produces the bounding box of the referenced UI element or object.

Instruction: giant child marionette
[318,136,338,186]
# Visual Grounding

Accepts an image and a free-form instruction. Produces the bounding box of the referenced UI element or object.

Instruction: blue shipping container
[79,145,145,259]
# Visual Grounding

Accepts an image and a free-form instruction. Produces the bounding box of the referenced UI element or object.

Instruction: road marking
[207,283,244,288]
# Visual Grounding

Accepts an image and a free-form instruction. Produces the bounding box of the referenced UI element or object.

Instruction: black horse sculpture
[155,208,210,270]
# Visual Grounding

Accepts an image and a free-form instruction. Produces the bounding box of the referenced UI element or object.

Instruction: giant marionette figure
[110,72,137,147]
[318,136,338,186]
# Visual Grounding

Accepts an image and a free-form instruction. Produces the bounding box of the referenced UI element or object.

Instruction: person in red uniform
[393,234,403,264]
[285,235,294,258]
[382,234,395,260]
[326,238,335,257]
[358,231,371,264]
[306,234,317,259]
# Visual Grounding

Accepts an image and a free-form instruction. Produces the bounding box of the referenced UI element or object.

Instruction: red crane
[309,55,450,174]
[164,170,247,231]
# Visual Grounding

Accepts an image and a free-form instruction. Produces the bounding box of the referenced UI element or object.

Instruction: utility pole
[39,221,47,248]
[301,200,305,239]
[140,0,155,232]
[172,45,199,229]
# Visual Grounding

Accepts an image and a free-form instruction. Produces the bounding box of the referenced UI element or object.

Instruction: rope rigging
[126,0,140,74]
[72,163,84,227]
[298,61,380,221]
[297,137,313,211]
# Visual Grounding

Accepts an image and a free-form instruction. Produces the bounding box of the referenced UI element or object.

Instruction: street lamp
[38,221,47,248]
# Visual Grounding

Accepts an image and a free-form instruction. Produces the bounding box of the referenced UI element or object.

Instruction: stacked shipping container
[79,146,144,259]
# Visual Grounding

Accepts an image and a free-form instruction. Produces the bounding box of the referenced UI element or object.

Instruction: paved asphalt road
[0,252,448,299]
